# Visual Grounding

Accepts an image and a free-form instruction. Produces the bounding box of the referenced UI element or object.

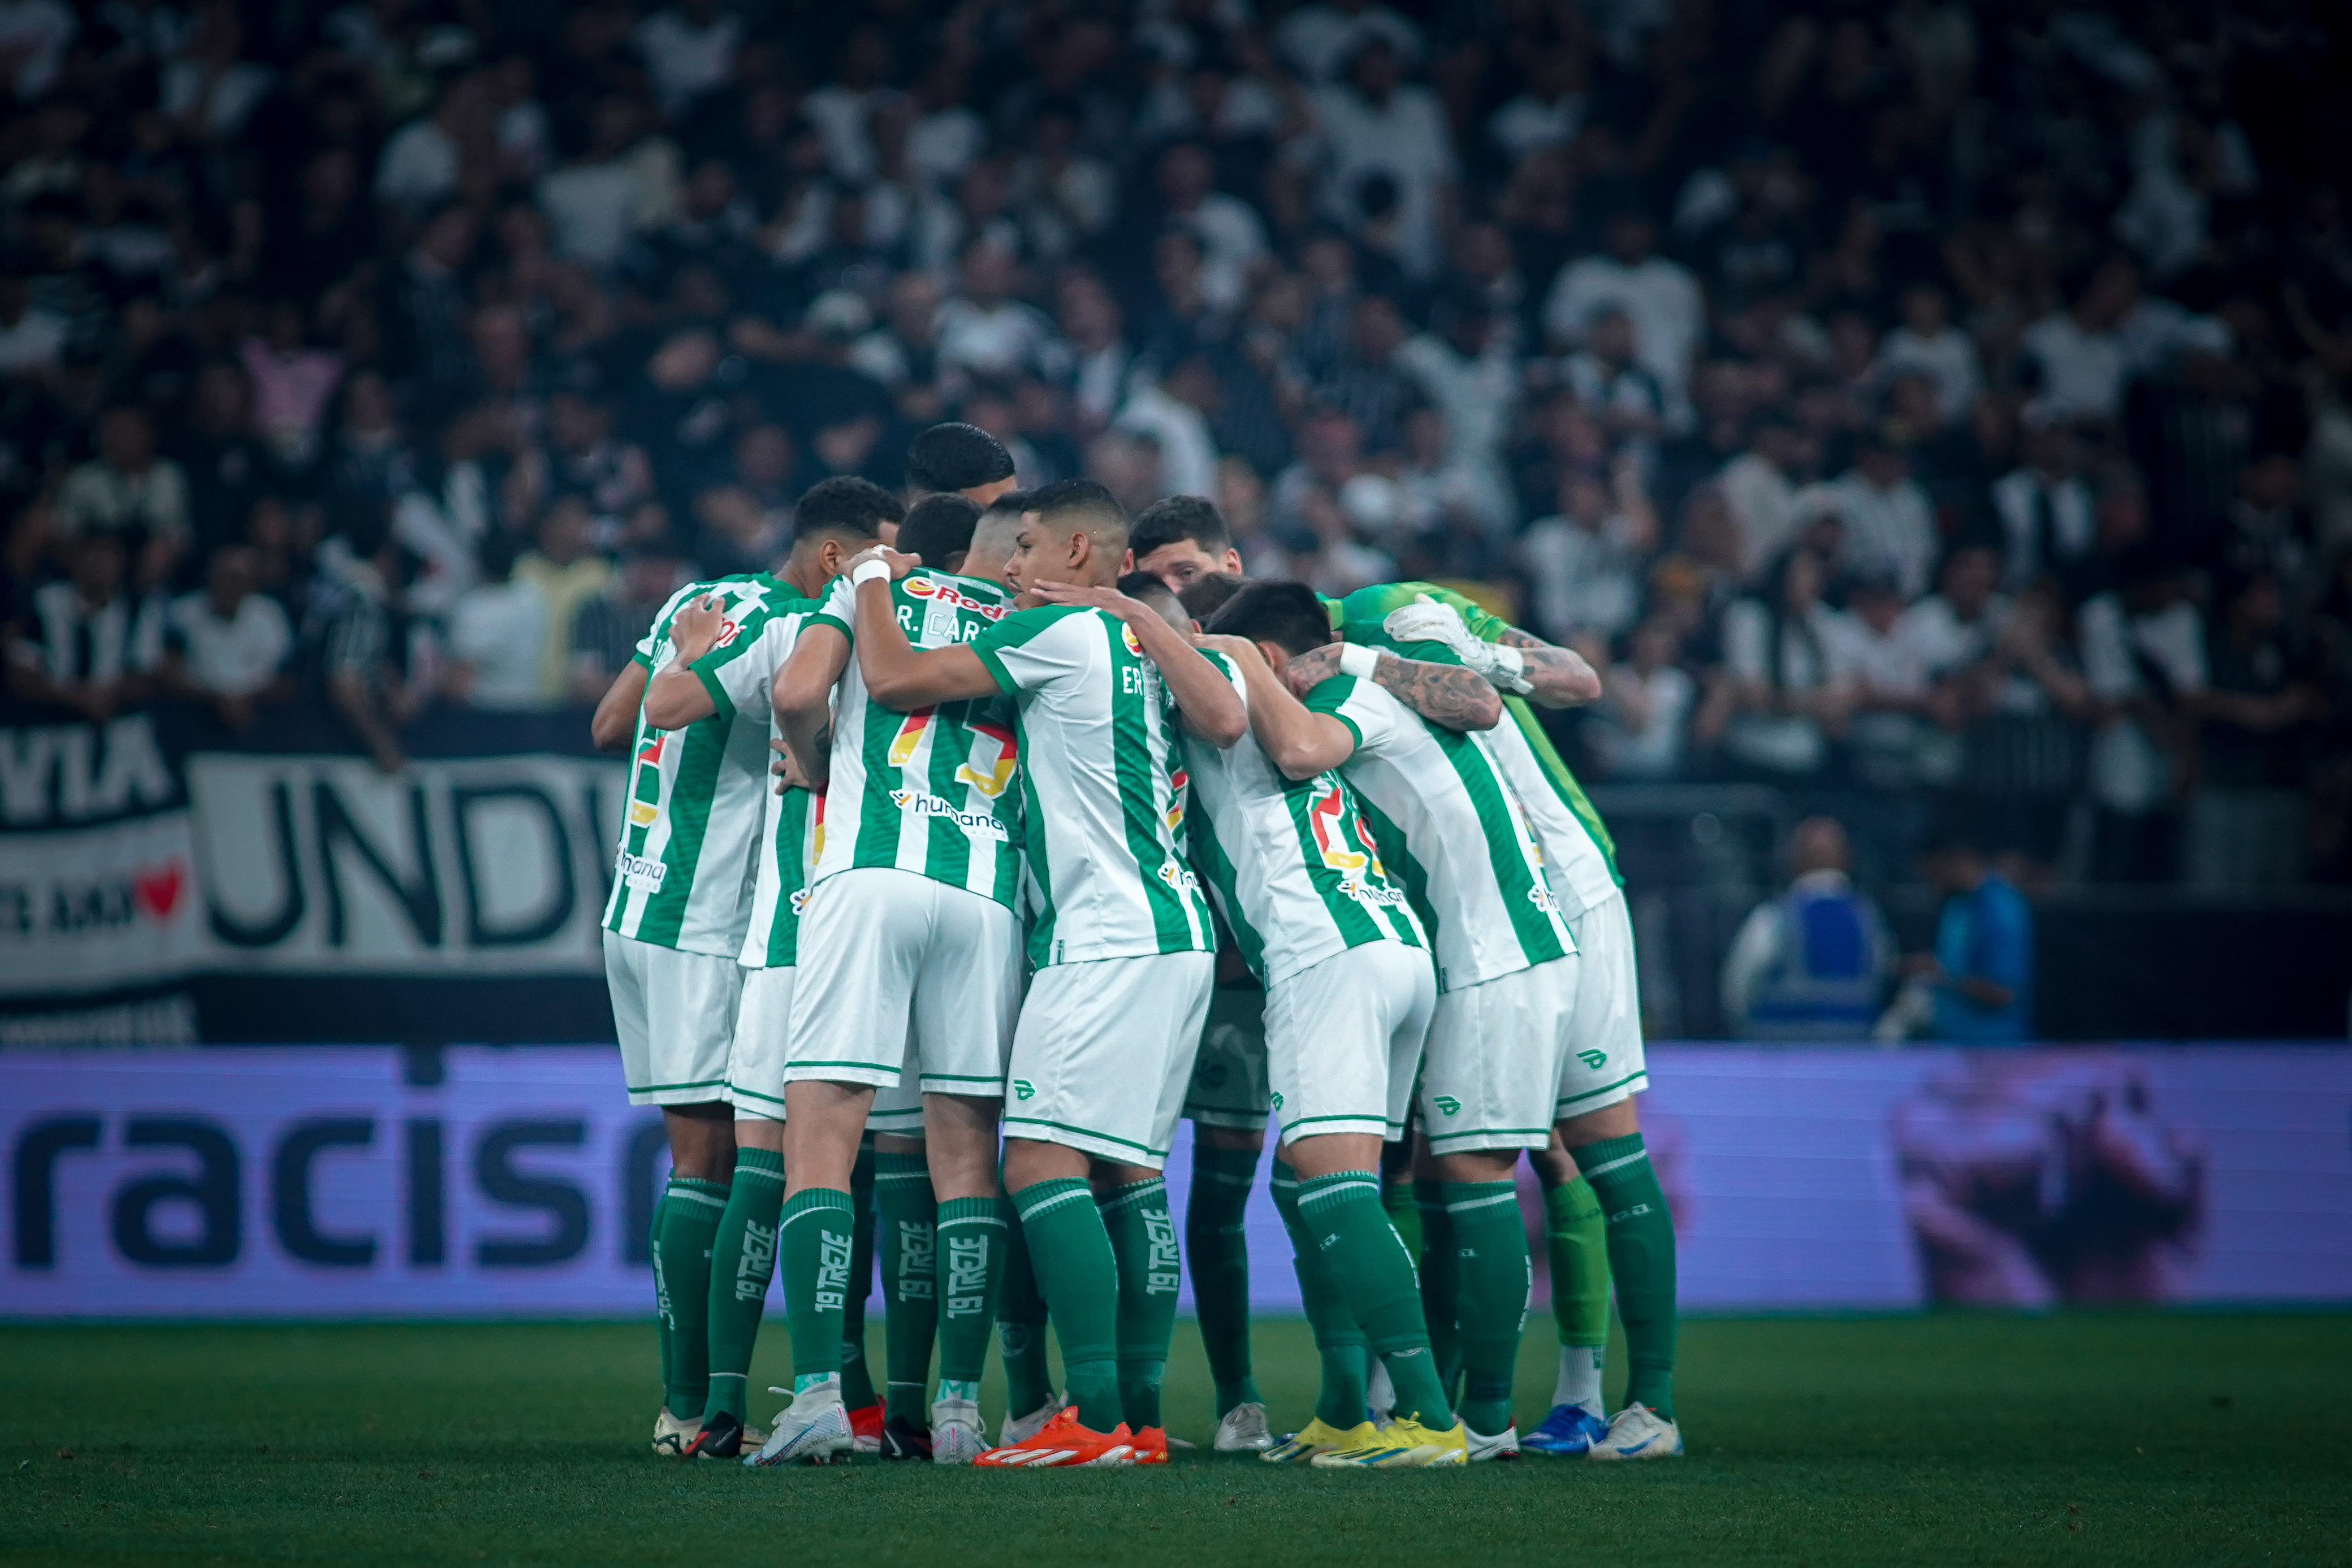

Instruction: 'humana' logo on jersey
[1337,878,1407,908]
[889,787,1010,841]
[617,851,668,893]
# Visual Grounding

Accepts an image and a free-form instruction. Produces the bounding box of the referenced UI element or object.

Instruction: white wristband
[850,558,892,588]
[1488,644,1533,695]
[1338,642,1380,679]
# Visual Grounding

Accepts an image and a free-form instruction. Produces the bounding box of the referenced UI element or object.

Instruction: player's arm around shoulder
[641,591,734,730]
[1034,579,1247,747]
[1374,589,1600,709]
[1197,634,1357,781]
[845,547,998,709]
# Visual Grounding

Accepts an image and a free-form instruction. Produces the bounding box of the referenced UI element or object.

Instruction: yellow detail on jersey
[955,721,1018,799]
[887,710,933,769]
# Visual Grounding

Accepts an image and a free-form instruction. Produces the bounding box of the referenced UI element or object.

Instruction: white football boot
[743,1383,853,1467]
[931,1394,988,1466]
[1212,1401,1274,1453]
[1585,1405,1684,1461]
[651,1408,701,1458]
[1000,1392,1065,1446]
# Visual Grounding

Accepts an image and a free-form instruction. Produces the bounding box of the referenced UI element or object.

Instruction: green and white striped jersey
[806,569,1022,906]
[1183,656,1427,987]
[1333,582,1623,919]
[1305,672,1571,992]
[727,603,827,970]
[603,575,810,956]
[970,604,1218,967]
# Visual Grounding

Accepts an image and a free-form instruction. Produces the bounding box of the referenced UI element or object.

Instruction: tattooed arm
[1283,643,1502,732]
[1493,625,1604,708]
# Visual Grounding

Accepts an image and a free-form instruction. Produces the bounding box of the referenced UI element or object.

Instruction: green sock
[780,1187,854,1388]
[1099,1177,1181,1431]
[1413,1180,1460,1401]
[1442,1180,1529,1437]
[653,1176,727,1419]
[1011,1178,1123,1431]
[840,1146,877,1410]
[875,1151,937,1424]
[1184,1143,1261,1415]
[701,1149,785,1424]
[1545,1173,1611,1414]
[1272,1162,1367,1430]
[935,1196,1010,1390]
[1299,1171,1453,1431]
[1575,1133,1677,1420]
[996,1211,1056,1418]
[648,1189,675,1409]
[1382,1173,1422,1264]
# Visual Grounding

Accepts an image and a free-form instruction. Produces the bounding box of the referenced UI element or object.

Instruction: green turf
[3,1313,2345,1567]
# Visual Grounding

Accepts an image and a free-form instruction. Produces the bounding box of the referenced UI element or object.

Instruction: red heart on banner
[133,864,186,921]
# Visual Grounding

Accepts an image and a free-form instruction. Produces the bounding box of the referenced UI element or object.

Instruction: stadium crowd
[5,0,2352,888]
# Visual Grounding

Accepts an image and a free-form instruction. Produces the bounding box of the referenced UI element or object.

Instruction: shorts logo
[1268,1090,1284,1112]
[1433,1095,1461,1116]
[1577,1049,1606,1070]
[1011,1079,1035,1101]
[617,851,668,893]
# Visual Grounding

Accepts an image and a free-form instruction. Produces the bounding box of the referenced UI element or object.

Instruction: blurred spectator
[571,540,685,703]
[55,406,189,553]
[2080,553,2206,881]
[7,532,160,721]
[444,530,551,712]
[514,496,614,704]
[162,544,292,726]
[1542,210,1704,402]
[1722,816,1895,1040]
[1901,833,2035,1044]
[1991,417,2096,592]
[1586,615,1696,782]
[2189,572,2319,889]
[1705,545,1851,780]
[1520,456,1655,651]
[309,527,431,776]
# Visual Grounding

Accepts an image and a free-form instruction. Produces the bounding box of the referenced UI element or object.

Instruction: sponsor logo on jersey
[1308,784,1368,874]
[1165,768,1188,832]
[1527,883,1561,914]
[617,851,668,893]
[1337,878,1408,908]
[1121,621,1144,656]
[889,787,1011,840]
[1156,861,1200,893]
[903,577,1011,619]
[788,888,811,917]
[628,799,659,828]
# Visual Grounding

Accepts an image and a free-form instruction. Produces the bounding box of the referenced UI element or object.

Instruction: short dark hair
[1178,571,1247,622]
[1130,495,1231,561]
[905,422,1015,493]
[897,493,983,568]
[1028,477,1127,543]
[794,475,902,543]
[1118,570,1186,620]
[1204,580,1333,657]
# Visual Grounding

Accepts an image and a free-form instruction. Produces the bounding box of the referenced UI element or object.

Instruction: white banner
[0,813,205,1000]
[187,753,624,975]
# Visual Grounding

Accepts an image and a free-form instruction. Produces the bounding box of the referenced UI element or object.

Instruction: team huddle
[595,422,1683,1471]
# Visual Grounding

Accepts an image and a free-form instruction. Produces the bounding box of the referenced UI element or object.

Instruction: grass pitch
[3,1314,2346,1568]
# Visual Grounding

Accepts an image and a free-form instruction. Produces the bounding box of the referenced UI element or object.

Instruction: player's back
[970,602,1217,968]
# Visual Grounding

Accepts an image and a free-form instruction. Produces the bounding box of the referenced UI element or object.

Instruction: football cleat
[1466,1423,1520,1462]
[684,1409,743,1460]
[930,1396,988,1466]
[1309,1423,1431,1469]
[1212,1401,1273,1453]
[1523,1404,1610,1457]
[1000,1393,1065,1446]
[743,1387,853,1468]
[879,1414,932,1461]
[1263,1418,1371,1464]
[847,1401,885,1456]
[651,1408,701,1459]
[1585,1404,1683,1461]
[1393,1418,1469,1467]
[1130,1426,1169,1466]
[974,1407,1136,1468]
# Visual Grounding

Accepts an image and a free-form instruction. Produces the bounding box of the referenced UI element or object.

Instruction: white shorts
[1183,985,1269,1130]
[782,868,1023,1100]
[868,1075,927,1136]
[1268,942,1436,1146]
[1419,954,1581,1153]
[1003,951,1216,1169]
[604,930,741,1107]
[727,964,795,1120]
[1559,894,1648,1119]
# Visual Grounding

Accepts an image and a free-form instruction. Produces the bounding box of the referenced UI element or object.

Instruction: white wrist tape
[850,558,892,587]
[1338,642,1380,679]
[1486,644,1533,695]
